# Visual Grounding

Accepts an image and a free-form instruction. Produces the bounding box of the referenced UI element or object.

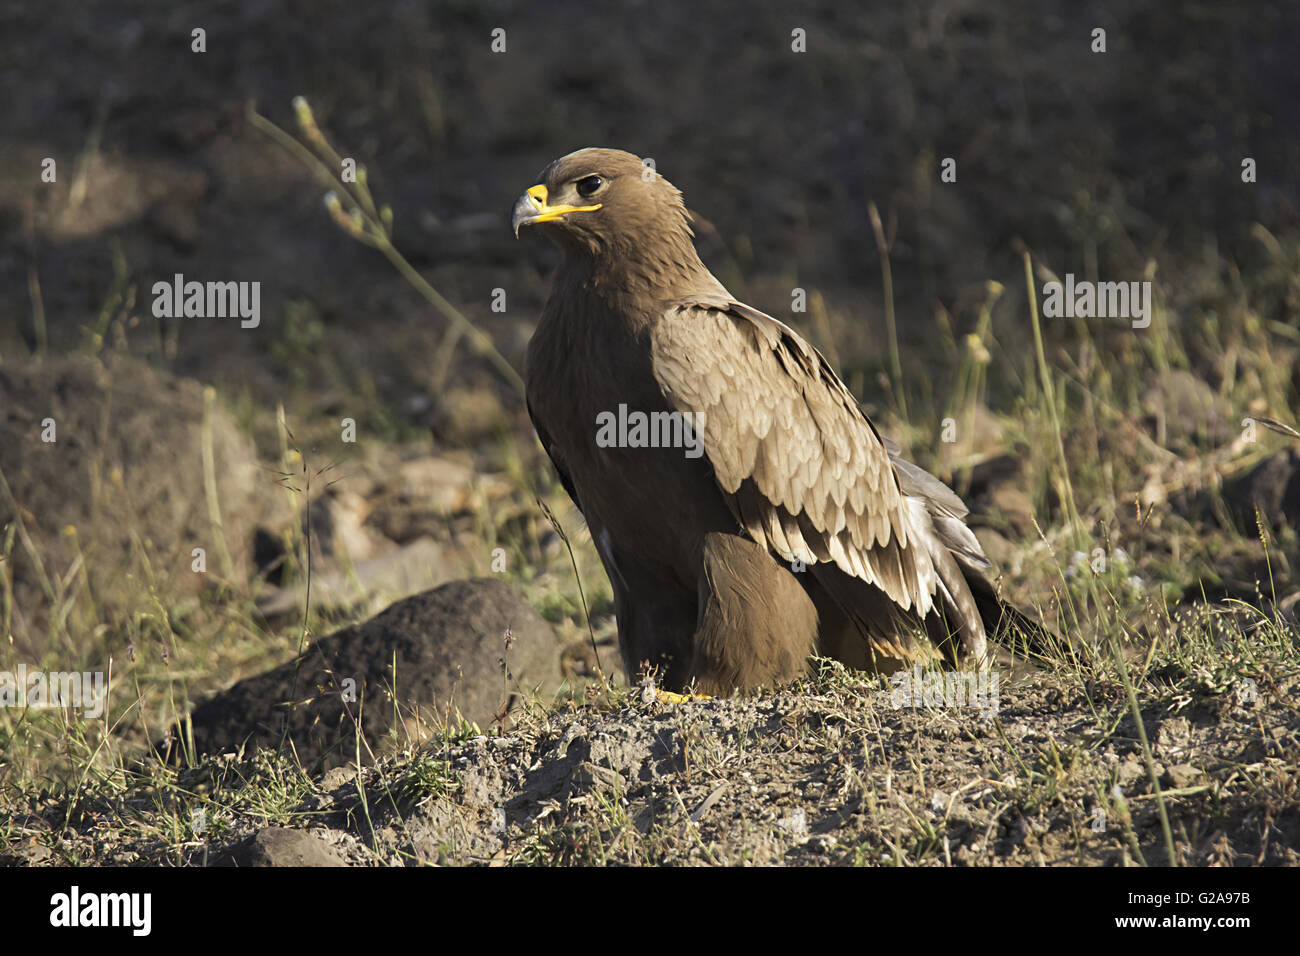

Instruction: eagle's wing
[527,397,582,510]
[888,453,991,572]
[651,300,939,618]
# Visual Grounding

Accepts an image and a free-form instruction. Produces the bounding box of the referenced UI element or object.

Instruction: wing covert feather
[652,302,936,614]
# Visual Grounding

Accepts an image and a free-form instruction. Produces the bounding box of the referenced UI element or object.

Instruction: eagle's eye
[575,175,603,198]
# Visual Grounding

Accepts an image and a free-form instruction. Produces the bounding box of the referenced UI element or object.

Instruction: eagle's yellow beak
[512,184,602,236]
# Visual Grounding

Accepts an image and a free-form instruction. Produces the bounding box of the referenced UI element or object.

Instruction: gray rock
[168,578,559,771]
[1223,448,1300,528]
[221,827,346,867]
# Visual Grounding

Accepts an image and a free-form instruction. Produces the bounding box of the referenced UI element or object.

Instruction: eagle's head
[511,148,695,264]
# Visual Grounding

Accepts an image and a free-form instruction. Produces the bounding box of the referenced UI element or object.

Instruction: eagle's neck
[555,226,727,325]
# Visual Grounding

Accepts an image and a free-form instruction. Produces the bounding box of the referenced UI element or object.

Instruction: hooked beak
[511,184,602,237]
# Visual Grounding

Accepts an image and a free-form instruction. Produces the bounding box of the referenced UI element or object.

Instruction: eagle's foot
[655,689,712,704]
[640,677,711,704]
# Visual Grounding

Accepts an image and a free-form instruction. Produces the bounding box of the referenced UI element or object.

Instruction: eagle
[513,147,1024,695]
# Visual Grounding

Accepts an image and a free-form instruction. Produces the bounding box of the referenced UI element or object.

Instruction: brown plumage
[514,147,1022,694]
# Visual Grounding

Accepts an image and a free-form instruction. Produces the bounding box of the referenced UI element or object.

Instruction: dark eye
[575,175,603,198]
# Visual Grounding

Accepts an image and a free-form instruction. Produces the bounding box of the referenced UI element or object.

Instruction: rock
[972,527,1018,570]
[169,578,560,771]
[0,811,53,865]
[427,383,509,448]
[319,766,355,793]
[1222,448,1300,529]
[1116,755,1146,788]
[255,536,468,619]
[220,827,345,867]
[1162,764,1201,789]
[935,404,1007,471]
[363,455,515,543]
[966,454,1037,537]
[1142,369,1234,451]
[1,836,52,866]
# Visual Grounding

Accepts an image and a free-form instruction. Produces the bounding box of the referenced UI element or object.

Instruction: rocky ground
[6,646,1298,866]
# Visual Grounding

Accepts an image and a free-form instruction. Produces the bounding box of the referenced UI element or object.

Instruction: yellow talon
[656,690,711,704]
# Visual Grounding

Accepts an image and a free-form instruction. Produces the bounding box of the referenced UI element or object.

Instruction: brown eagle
[514,147,1022,695]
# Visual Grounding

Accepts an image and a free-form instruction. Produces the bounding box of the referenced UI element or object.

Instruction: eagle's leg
[689,532,820,696]
[590,524,698,692]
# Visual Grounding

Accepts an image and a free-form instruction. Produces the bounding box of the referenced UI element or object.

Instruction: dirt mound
[0,356,284,657]
[166,578,563,772]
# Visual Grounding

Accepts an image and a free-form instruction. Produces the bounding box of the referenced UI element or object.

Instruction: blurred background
[1,0,1298,779]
